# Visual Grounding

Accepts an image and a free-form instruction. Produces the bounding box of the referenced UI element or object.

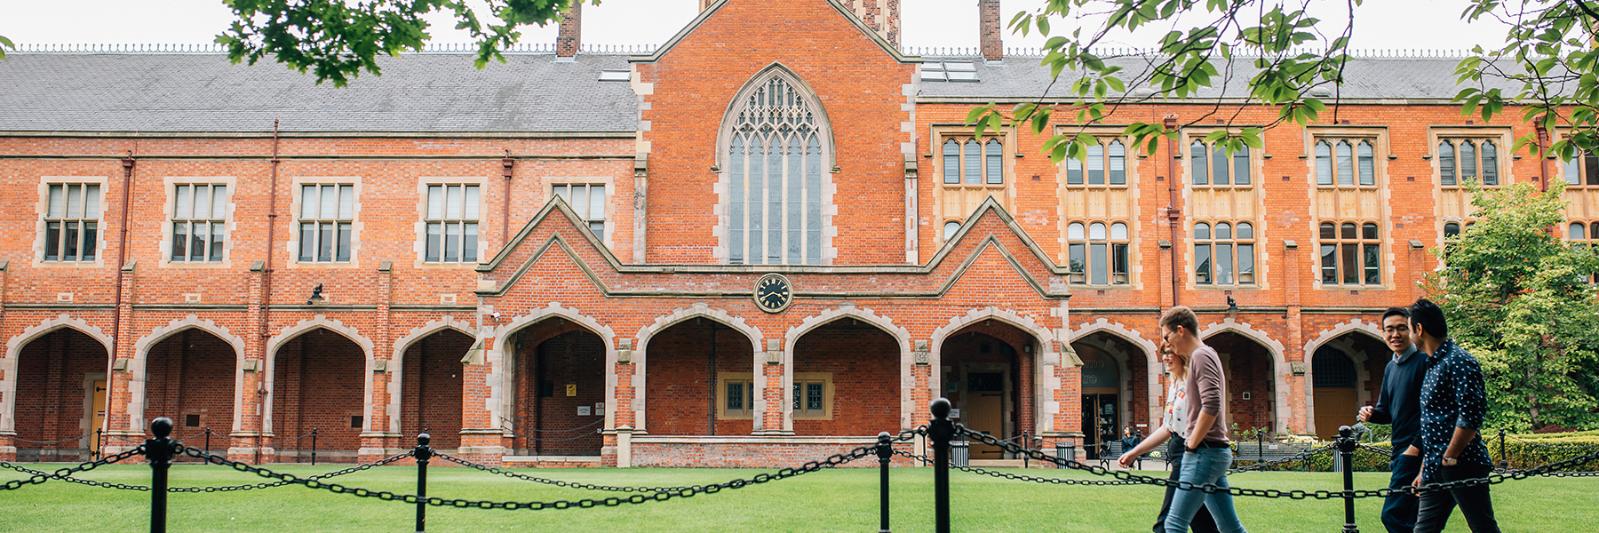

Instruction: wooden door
[88,379,107,458]
[965,371,1005,459]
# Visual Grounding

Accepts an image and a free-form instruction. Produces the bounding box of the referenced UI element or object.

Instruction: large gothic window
[723,71,830,265]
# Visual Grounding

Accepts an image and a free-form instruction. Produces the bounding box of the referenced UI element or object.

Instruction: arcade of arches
[270,329,365,463]
[939,322,1037,460]
[1310,332,1389,440]
[508,318,607,457]
[143,329,237,454]
[10,329,108,461]
[1070,332,1151,460]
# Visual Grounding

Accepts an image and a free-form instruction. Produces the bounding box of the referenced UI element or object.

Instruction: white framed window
[296,183,356,263]
[1189,140,1251,187]
[941,135,1006,186]
[1562,149,1599,188]
[551,183,608,242]
[716,372,756,420]
[791,372,833,420]
[1062,137,1127,187]
[721,69,831,266]
[1438,138,1500,187]
[1066,221,1130,285]
[1194,221,1256,286]
[1314,139,1378,187]
[40,181,103,263]
[1319,222,1382,286]
[168,183,230,263]
[423,183,481,263]
[942,220,961,241]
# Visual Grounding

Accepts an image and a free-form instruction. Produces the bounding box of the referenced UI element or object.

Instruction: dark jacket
[1367,345,1426,454]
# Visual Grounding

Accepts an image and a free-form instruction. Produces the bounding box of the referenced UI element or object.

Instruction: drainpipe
[256,119,283,463]
[501,150,514,245]
[1163,115,1181,306]
[103,151,135,449]
[1535,122,1552,193]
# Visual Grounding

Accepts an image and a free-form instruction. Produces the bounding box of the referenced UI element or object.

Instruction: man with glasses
[1358,307,1427,532]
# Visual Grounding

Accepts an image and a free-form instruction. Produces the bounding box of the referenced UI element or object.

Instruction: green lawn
[2,462,1594,532]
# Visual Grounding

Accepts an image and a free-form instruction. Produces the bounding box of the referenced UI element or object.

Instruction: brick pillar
[457,311,505,465]
[979,0,1003,61]
[360,262,396,461]
[232,264,268,462]
[102,263,141,454]
[555,1,582,59]
[0,262,12,460]
[760,345,787,434]
[1285,306,1306,435]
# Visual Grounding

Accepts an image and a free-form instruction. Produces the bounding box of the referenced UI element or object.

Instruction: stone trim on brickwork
[636,0,915,65]
[128,315,248,433]
[1,314,114,433]
[389,316,475,435]
[633,303,764,433]
[492,303,618,433]
[1198,317,1290,435]
[927,306,1060,435]
[31,176,111,269]
[157,176,240,270]
[1301,318,1384,436]
[1070,317,1163,431]
[782,304,912,432]
[261,315,375,436]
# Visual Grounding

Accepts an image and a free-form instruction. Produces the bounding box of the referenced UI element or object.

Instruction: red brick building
[2,0,1594,466]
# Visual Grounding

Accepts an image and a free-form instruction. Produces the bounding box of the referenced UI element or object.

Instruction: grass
[2,462,1595,532]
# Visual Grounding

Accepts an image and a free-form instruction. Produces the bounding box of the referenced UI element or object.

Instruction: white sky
[1,0,1506,51]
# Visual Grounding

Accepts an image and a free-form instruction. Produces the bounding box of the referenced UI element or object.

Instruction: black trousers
[1154,436,1218,533]
[1414,464,1500,533]
[1381,453,1421,533]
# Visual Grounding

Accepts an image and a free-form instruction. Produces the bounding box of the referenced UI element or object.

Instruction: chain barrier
[11,435,86,445]
[171,427,926,511]
[892,450,1140,486]
[955,425,1599,499]
[0,445,147,492]
[0,450,416,493]
[434,453,684,493]
[1227,445,1334,474]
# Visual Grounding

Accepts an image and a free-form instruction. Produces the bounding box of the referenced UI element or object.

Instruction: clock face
[754,273,793,313]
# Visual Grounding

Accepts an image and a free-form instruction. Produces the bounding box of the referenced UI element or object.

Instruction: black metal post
[203,427,212,457]
[1497,428,1507,468]
[96,428,104,459]
[414,433,432,533]
[1337,426,1359,533]
[1258,431,1265,464]
[875,431,893,533]
[145,417,177,533]
[310,427,318,465]
[928,398,955,533]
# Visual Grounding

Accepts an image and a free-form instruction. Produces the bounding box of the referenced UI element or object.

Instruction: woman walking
[1119,339,1218,532]
[1145,307,1247,532]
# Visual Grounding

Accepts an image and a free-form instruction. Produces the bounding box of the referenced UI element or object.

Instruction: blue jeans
[1381,453,1421,533]
[1164,447,1248,533]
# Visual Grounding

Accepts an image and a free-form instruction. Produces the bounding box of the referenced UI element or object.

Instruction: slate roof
[0,52,640,133]
[917,55,1523,101]
[0,51,1523,134]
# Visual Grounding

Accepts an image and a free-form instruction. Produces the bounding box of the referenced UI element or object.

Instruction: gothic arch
[1198,318,1290,435]
[1070,318,1163,430]
[129,315,248,433]
[262,315,375,435]
[712,62,838,265]
[929,307,1061,435]
[1302,319,1386,436]
[1,314,113,433]
[783,304,913,431]
[634,303,763,432]
[388,316,475,434]
[491,303,618,432]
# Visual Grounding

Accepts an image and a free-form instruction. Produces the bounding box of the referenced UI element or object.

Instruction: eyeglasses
[1382,326,1410,334]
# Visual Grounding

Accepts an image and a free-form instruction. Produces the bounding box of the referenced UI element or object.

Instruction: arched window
[1440,138,1502,187]
[1319,221,1381,285]
[1066,221,1130,285]
[1438,141,1456,186]
[723,71,830,265]
[943,221,961,241]
[1315,141,1333,185]
[942,140,960,184]
[1317,137,1379,187]
[985,139,1003,185]
[1194,221,1255,285]
[1066,138,1128,187]
[1189,139,1253,187]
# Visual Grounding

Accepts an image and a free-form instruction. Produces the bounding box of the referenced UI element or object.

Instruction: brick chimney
[979,0,1002,61]
[556,1,582,59]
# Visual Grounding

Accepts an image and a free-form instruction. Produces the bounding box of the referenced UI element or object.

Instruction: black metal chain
[434,453,685,493]
[0,445,147,492]
[173,427,925,511]
[1228,446,1334,474]
[0,450,415,493]
[892,450,1140,486]
[955,425,1599,499]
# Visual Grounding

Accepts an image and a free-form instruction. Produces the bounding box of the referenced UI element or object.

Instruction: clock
[753,273,793,313]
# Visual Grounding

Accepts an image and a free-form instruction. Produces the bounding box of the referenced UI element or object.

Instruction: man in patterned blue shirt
[1407,299,1499,533]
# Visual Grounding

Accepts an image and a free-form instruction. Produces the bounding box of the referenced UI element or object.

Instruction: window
[941,136,1006,185]
[1444,222,1461,238]
[1315,139,1377,187]
[1193,221,1256,286]
[1066,138,1127,186]
[170,184,228,263]
[422,184,481,263]
[1562,149,1599,187]
[791,373,833,420]
[725,73,828,265]
[716,373,756,419]
[1319,222,1382,286]
[1188,140,1251,187]
[551,183,607,242]
[920,61,978,82]
[1066,221,1130,285]
[297,183,354,263]
[41,182,102,262]
[942,221,961,241]
[1438,139,1499,186]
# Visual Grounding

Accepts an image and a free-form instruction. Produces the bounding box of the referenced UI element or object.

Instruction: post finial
[151,417,173,439]
[418,433,432,446]
[931,397,952,420]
